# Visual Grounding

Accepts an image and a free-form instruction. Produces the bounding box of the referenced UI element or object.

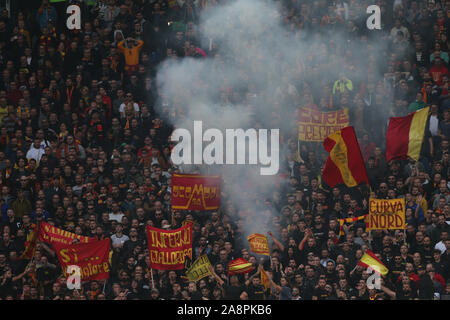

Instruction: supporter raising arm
[268,231,285,252]
[117,37,144,75]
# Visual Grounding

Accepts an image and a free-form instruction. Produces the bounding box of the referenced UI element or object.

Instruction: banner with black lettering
[298,107,349,142]
[185,254,212,282]
[368,198,406,230]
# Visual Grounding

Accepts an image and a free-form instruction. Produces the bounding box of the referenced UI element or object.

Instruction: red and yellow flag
[20,223,38,260]
[322,126,369,187]
[248,233,270,256]
[39,222,96,245]
[357,249,389,276]
[182,218,195,228]
[386,107,429,162]
[53,238,111,282]
[338,214,368,237]
[171,174,221,211]
[228,258,254,275]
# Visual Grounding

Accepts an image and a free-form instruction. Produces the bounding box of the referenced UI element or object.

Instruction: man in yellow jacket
[118,37,144,76]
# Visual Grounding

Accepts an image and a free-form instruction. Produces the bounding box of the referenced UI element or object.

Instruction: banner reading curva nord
[146,224,193,270]
[171,174,221,211]
[298,107,350,142]
[368,198,406,230]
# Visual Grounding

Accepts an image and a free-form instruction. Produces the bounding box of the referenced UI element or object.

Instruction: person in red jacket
[426,263,446,290]
[397,262,420,285]
[429,55,449,86]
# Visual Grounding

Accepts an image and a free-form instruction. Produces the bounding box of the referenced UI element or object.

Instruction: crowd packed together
[0,0,449,300]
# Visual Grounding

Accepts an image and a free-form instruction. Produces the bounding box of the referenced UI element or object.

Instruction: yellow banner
[298,107,349,142]
[185,254,212,282]
[368,198,406,230]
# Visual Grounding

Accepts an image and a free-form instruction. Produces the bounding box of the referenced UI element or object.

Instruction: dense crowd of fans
[0,0,449,300]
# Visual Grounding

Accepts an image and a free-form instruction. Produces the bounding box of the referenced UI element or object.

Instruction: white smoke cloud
[154,0,401,251]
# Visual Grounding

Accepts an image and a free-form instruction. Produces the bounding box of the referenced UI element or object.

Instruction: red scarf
[66,86,74,105]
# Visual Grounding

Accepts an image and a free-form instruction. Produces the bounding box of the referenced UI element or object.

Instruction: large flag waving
[228,258,254,275]
[357,250,389,276]
[386,107,429,162]
[322,126,369,187]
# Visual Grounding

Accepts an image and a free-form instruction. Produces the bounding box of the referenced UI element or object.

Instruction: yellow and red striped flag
[322,126,369,188]
[338,214,368,237]
[228,258,254,275]
[386,107,429,162]
[357,249,389,276]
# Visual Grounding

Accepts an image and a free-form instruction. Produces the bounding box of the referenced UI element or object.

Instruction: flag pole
[151,268,155,289]
[102,279,107,294]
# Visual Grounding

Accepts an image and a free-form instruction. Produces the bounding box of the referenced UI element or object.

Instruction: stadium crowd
[0,0,449,300]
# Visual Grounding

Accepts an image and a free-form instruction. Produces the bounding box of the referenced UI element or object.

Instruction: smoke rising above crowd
[154,0,407,244]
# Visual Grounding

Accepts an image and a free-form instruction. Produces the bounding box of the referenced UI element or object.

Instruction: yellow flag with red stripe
[322,126,369,188]
[228,258,254,275]
[357,250,389,276]
[386,107,429,162]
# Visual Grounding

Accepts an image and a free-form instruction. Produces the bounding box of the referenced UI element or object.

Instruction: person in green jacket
[332,73,353,95]
[11,189,32,219]
[409,91,428,112]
